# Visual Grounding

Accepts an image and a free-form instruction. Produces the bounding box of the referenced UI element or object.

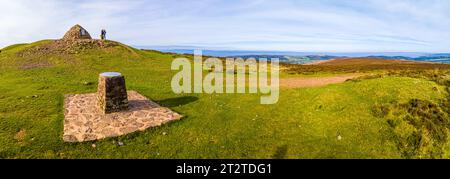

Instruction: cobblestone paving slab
[63,91,182,142]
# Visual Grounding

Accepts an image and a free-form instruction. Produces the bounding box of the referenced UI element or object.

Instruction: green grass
[0,41,449,158]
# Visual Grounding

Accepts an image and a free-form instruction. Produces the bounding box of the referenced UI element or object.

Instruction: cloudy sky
[1,0,450,52]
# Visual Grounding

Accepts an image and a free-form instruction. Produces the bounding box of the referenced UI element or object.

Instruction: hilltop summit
[62,24,92,40]
[13,25,126,56]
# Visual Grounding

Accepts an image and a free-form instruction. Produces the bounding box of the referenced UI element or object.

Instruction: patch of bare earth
[20,61,52,70]
[14,129,26,142]
[280,74,362,88]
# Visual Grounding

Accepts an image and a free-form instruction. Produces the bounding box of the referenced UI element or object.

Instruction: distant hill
[283,57,450,73]
[367,55,450,64]
[312,58,434,65]
[226,54,450,65]
[143,47,450,64]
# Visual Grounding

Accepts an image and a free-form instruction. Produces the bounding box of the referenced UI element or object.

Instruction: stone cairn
[63,24,92,40]
[97,72,129,114]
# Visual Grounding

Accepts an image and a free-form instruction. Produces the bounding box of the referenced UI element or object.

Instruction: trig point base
[97,72,129,114]
[63,72,182,142]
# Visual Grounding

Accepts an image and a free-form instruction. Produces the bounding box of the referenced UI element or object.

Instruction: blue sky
[1,0,450,52]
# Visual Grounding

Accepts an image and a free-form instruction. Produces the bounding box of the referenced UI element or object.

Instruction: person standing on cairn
[100,29,107,40]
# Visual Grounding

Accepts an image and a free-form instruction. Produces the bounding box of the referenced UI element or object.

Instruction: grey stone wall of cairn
[97,72,129,114]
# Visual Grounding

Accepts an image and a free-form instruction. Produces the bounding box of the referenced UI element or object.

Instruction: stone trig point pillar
[97,72,129,114]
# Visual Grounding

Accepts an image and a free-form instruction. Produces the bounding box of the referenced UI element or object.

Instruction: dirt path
[280,74,362,88]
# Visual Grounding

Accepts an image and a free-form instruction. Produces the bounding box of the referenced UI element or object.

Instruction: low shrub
[372,103,391,118]
[368,69,450,158]
[374,99,450,158]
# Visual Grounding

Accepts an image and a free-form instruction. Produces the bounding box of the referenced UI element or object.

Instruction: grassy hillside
[0,40,449,158]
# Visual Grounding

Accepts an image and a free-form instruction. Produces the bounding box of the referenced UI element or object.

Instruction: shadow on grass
[272,145,288,159]
[157,96,199,108]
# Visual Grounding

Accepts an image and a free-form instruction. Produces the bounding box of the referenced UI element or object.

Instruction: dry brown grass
[284,58,450,74]
[14,129,26,142]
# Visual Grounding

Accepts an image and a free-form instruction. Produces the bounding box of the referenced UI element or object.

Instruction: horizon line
[135,45,450,55]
